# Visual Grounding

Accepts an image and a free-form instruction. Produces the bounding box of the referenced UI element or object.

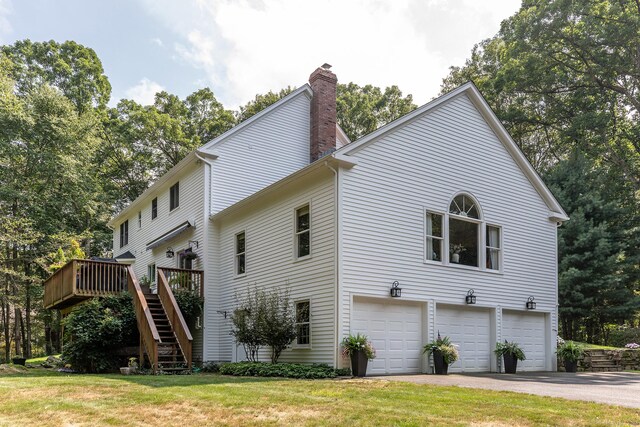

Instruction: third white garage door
[351,298,423,375]
[436,305,491,372]
[502,310,547,371]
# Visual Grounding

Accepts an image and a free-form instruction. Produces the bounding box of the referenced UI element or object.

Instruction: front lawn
[0,369,638,426]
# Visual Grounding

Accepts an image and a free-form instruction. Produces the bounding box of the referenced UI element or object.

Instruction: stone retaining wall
[559,349,640,372]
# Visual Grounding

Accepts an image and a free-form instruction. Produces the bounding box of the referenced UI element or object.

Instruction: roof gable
[337,82,569,222]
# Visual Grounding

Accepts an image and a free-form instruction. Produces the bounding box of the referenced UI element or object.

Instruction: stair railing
[158,268,193,370]
[126,265,160,373]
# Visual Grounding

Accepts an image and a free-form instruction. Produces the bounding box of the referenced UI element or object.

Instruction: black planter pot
[350,350,369,377]
[433,350,449,375]
[12,357,26,366]
[503,354,518,373]
[564,360,578,373]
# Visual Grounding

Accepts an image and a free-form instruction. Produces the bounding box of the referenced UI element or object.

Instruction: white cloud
[138,0,520,108]
[125,78,165,105]
[0,0,13,42]
[151,37,164,47]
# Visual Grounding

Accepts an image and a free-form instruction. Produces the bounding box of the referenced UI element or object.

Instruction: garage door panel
[437,305,491,373]
[502,311,546,371]
[352,298,423,375]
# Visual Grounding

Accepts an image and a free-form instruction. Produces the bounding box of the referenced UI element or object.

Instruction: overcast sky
[0,0,520,108]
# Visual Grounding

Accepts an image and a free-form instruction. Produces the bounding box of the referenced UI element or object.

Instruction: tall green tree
[1,40,111,112]
[545,152,640,342]
[337,83,416,141]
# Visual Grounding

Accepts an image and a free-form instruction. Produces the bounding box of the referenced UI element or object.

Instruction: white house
[108,65,568,374]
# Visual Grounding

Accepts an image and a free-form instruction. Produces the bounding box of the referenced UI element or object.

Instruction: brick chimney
[309,63,337,162]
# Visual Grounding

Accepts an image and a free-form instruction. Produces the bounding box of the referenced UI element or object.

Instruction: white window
[147,264,156,284]
[426,212,444,262]
[119,220,128,248]
[170,182,179,211]
[295,205,310,258]
[425,193,501,271]
[486,225,501,270]
[235,231,246,275]
[449,194,480,267]
[295,300,310,346]
[138,211,142,229]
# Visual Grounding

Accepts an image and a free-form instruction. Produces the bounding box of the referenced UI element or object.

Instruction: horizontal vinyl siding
[340,93,558,341]
[206,92,311,214]
[214,171,336,364]
[112,164,205,361]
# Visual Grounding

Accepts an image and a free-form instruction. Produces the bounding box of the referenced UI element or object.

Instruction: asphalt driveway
[372,372,640,408]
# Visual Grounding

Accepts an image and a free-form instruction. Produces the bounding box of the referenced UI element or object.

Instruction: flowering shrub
[341,333,376,360]
[625,343,640,349]
[423,334,459,364]
[556,336,566,347]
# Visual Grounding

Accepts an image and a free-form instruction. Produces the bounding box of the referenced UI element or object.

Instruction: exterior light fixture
[166,247,175,258]
[465,289,476,304]
[526,296,536,310]
[390,281,402,298]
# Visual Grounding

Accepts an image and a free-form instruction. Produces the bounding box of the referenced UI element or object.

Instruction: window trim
[151,197,158,220]
[485,223,503,273]
[293,203,311,261]
[293,299,311,348]
[424,210,445,264]
[423,193,502,273]
[170,182,180,211]
[147,263,156,285]
[234,230,246,277]
[119,220,129,248]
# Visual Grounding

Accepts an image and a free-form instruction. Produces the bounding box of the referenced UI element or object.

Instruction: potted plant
[341,333,376,377]
[494,340,526,373]
[120,357,138,375]
[449,244,466,263]
[423,333,459,374]
[557,341,583,372]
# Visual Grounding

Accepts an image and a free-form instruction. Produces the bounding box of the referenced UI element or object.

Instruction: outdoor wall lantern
[390,281,402,298]
[465,289,476,304]
[165,247,175,258]
[526,296,536,310]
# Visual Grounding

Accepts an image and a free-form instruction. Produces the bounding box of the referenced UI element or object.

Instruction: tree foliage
[545,152,640,342]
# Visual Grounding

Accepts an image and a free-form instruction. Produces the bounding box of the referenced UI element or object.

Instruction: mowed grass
[0,370,639,426]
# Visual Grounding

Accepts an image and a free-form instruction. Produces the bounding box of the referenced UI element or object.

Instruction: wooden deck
[43,260,129,310]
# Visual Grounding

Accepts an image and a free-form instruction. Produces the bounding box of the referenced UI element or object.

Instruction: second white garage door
[502,310,547,371]
[436,305,492,372]
[351,298,423,375]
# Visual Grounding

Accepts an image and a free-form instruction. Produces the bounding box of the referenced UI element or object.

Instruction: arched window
[448,194,481,267]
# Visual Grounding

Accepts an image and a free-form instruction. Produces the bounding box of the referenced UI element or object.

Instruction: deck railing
[127,265,160,373]
[44,259,129,309]
[158,267,204,298]
[158,269,192,370]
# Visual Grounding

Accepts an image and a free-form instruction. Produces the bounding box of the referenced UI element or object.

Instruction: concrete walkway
[371,372,640,408]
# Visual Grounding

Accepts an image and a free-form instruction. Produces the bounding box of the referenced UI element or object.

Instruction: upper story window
[170,182,179,211]
[119,220,129,248]
[235,231,246,275]
[425,193,501,271]
[295,300,310,346]
[147,263,156,285]
[295,205,310,258]
[151,197,158,219]
[138,211,142,229]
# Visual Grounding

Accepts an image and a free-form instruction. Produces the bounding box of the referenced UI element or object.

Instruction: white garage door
[502,310,546,371]
[352,298,423,375]
[436,305,491,372]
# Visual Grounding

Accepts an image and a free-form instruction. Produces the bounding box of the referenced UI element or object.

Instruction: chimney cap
[321,63,332,70]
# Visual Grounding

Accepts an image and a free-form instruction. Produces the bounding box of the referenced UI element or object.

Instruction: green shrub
[173,288,204,324]
[219,362,339,379]
[201,361,220,373]
[61,293,137,373]
[609,328,640,348]
[494,340,526,361]
[556,341,584,362]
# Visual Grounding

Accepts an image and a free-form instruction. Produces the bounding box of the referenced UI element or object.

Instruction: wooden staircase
[145,293,188,372]
[44,259,197,374]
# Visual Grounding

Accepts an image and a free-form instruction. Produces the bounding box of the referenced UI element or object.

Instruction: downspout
[324,160,340,368]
